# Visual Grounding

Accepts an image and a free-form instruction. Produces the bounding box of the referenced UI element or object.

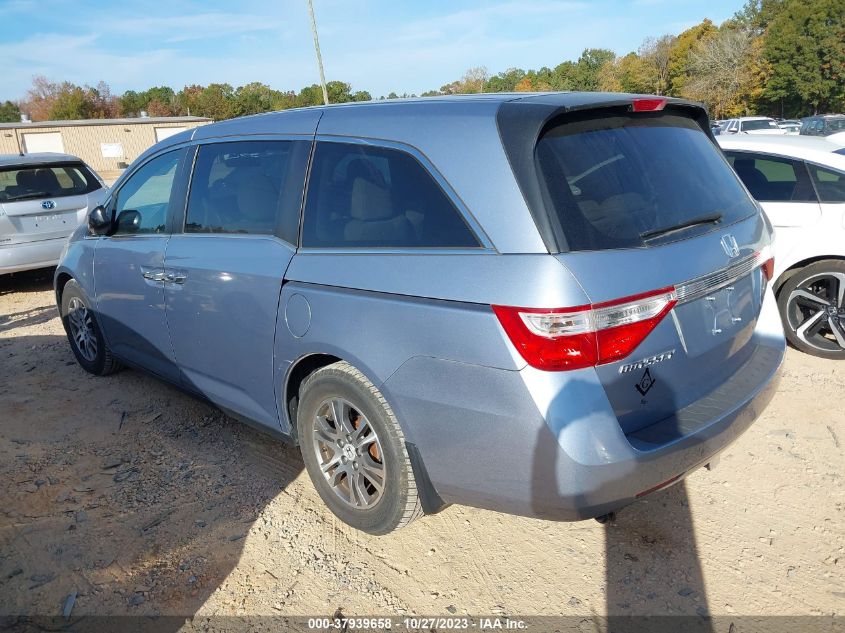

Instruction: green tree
[763,0,845,114]
[0,100,21,122]
[49,86,94,120]
[485,68,527,92]
[572,48,616,91]
[194,83,234,120]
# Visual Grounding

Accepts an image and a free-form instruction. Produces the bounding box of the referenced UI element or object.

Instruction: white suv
[722,117,787,136]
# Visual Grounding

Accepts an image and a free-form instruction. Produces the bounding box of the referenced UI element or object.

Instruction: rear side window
[724,152,816,203]
[301,142,479,248]
[0,162,101,202]
[807,163,845,203]
[185,140,308,242]
[535,112,758,251]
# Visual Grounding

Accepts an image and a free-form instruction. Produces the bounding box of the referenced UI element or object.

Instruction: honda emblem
[721,234,740,258]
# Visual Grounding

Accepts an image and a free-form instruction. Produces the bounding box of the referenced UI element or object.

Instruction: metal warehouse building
[0,116,211,181]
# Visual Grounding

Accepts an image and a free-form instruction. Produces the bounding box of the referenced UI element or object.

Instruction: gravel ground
[0,268,842,622]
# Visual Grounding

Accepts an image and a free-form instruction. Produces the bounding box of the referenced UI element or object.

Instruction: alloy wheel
[311,397,386,509]
[785,272,845,353]
[67,297,98,362]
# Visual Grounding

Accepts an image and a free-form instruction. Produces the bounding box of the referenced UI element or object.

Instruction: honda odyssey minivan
[55,93,785,534]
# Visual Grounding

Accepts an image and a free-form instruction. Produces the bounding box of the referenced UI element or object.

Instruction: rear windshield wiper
[4,191,52,202]
[640,213,723,241]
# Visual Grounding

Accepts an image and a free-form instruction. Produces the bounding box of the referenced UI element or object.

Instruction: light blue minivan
[55,93,785,534]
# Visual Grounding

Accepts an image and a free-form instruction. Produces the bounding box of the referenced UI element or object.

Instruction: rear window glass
[0,162,101,203]
[535,112,758,251]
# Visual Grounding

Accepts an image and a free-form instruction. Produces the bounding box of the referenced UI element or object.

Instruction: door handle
[163,270,187,284]
[141,268,166,282]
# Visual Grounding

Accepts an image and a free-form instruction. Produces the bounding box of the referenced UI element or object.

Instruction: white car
[718,135,845,359]
[722,116,787,136]
[0,153,108,274]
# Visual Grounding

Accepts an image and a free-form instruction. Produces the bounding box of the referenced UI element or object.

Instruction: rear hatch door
[0,161,103,245]
[532,103,773,434]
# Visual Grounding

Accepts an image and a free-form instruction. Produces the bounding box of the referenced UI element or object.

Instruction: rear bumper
[385,293,785,521]
[0,237,67,274]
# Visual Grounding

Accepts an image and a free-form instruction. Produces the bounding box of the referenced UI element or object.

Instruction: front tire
[297,361,422,534]
[777,260,845,359]
[60,279,121,375]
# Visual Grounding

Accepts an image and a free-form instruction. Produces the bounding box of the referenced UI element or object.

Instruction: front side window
[0,163,101,202]
[807,163,845,203]
[185,140,306,241]
[113,149,186,235]
[724,152,816,203]
[535,112,758,251]
[301,142,479,248]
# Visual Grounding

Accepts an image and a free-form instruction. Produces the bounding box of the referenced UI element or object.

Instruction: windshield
[743,119,779,131]
[0,162,102,203]
[535,112,758,251]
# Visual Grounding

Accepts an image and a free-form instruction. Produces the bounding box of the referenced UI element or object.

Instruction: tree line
[1,0,842,124]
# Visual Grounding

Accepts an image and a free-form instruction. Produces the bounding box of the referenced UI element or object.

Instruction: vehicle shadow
[0,268,56,298]
[0,305,58,332]
[531,375,713,632]
[0,333,305,631]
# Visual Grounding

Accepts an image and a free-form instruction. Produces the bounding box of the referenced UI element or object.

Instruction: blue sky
[0,0,744,101]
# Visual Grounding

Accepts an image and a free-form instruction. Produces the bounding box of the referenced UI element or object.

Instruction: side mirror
[88,205,111,236]
[116,209,142,234]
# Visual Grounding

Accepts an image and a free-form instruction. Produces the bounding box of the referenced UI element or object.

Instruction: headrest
[236,174,278,221]
[34,168,61,191]
[16,170,37,188]
[350,177,393,221]
[733,158,754,171]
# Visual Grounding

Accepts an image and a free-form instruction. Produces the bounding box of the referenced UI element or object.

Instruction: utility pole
[306,0,329,105]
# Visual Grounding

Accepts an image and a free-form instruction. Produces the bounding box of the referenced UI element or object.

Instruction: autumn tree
[639,35,677,95]
[667,20,718,96]
[685,27,761,117]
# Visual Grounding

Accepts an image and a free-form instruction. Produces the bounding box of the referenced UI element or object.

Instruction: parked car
[55,94,784,534]
[718,135,845,359]
[778,122,801,135]
[0,153,107,274]
[800,114,845,137]
[722,117,787,135]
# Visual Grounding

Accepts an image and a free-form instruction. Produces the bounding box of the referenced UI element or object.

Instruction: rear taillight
[762,257,774,281]
[495,250,774,372]
[493,287,677,371]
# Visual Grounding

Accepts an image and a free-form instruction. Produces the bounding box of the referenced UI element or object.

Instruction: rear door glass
[0,163,101,202]
[535,112,758,251]
[301,142,479,248]
[723,152,816,202]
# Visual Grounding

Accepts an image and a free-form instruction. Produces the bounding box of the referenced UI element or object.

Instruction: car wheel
[60,279,121,375]
[297,361,422,534]
[777,260,845,359]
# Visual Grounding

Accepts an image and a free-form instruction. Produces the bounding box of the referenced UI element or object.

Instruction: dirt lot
[1,268,843,623]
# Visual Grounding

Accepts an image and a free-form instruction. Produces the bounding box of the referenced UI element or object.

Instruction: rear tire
[60,279,121,375]
[777,260,845,360]
[296,361,422,534]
